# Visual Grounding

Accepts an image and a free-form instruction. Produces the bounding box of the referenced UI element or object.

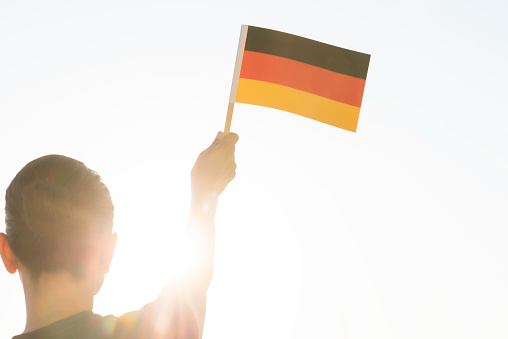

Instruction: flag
[227,25,370,133]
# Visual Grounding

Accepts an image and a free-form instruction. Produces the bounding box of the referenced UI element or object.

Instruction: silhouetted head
[4,155,114,281]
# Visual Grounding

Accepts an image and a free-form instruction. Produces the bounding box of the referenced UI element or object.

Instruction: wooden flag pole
[224,25,248,134]
[224,103,235,134]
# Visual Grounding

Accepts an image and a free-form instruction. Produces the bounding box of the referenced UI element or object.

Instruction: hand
[191,131,239,204]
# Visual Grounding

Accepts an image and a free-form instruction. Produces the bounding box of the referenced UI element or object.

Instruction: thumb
[201,131,225,155]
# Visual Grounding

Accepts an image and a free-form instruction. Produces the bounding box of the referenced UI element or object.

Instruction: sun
[92,167,195,316]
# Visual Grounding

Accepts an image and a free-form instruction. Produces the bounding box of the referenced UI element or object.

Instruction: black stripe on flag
[244,26,370,80]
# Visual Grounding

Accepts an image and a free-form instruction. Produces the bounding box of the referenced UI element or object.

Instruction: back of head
[5,155,114,280]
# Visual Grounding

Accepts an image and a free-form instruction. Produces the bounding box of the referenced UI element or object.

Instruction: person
[0,131,239,339]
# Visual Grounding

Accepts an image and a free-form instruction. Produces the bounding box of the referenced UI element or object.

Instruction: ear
[0,233,19,274]
[102,232,117,274]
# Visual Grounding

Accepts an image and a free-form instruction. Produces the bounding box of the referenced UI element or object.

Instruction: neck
[20,270,96,333]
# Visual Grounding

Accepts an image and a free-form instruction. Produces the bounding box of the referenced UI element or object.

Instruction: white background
[1,1,507,338]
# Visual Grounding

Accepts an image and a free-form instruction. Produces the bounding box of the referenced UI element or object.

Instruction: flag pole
[224,25,248,134]
[224,103,235,134]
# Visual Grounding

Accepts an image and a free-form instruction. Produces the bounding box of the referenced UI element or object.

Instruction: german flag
[226,26,370,133]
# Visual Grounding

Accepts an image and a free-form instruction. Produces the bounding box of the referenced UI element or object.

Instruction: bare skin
[0,131,239,338]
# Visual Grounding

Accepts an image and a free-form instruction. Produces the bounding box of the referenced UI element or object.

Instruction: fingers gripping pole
[224,25,248,135]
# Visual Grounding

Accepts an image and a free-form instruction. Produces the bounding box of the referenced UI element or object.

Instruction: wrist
[190,191,218,219]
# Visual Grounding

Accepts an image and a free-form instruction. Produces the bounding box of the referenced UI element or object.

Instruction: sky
[0,0,507,338]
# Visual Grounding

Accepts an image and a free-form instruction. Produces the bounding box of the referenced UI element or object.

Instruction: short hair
[4,154,114,280]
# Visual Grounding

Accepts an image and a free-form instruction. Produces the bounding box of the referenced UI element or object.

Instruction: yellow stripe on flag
[236,78,361,132]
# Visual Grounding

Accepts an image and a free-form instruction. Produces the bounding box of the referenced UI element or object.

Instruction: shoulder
[11,298,199,339]
[112,298,199,339]
[12,311,115,339]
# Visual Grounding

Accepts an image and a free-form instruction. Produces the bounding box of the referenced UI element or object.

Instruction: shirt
[12,298,199,339]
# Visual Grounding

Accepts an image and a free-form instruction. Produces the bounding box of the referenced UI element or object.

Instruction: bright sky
[1,1,507,338]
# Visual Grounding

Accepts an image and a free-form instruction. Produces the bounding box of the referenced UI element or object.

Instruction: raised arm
[188,131,239,285]
[186,131,238,336]
[157,131,238,338]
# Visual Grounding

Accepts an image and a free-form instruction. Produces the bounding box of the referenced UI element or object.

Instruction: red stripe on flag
[239,51,366,108]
